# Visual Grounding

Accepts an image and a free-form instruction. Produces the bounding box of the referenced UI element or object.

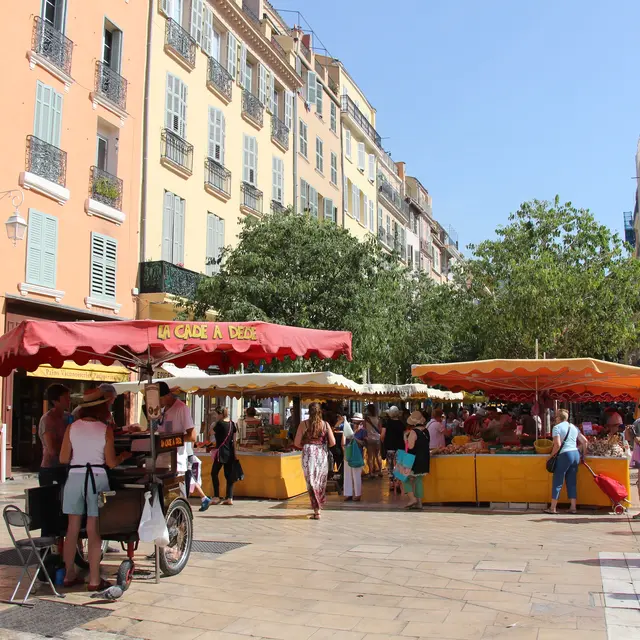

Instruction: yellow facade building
[138,0,301,319]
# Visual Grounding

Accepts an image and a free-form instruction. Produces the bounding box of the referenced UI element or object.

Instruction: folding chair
[2,505,65,606]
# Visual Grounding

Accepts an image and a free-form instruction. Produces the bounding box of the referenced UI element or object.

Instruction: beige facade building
[138,0,302,319]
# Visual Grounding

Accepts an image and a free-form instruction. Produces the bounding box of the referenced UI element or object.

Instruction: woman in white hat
[343,413,366,502]
[59,388,131,591]
[403,411,431,510]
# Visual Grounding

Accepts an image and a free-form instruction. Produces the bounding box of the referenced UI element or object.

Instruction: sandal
[632,513,640,520]
[87,578,112,592]
[543,508,557,515]
[63,576,84,588]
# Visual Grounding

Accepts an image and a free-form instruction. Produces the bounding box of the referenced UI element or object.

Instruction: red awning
[0,320,352,376]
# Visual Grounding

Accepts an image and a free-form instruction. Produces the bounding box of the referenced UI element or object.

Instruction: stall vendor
[601,411,624,439]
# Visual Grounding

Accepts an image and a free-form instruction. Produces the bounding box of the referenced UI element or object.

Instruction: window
[226,32,237,79]
[190,0,203,46]
[102,20,123,72]
[299,119,308,158]
[90,232,117,300]
[243,59,253,93]
[330,152,338,185]
[377,204,383,233]
[433,247,441,273]
[202,5,217,58]
[43,0,66,32]
[316,80,323,116]
[165,73,187,138]
[284,91,293,129]
[162,0,183,23]
[357,142,365,171]
[368,154,375,182]
[386,215,391,238]
[96,136,108,171]
[26,209,57,288]
[242,134,258,185]
[308,185,318,218]
[324,197,335,222]
[258,64,267,105]
[345,129,352,159]
[206,213,224,275]
[330,101,337,133]
[363,194,368,228]
[268,74,275,114]
[306,70,316,104]
[315,137,323,173]
[208,107,225,164]
[162,191,185,264]
[343,175,349,213]
[352,184,360,222]
[369,198,375,231]
[300,178,308,213]
[34,81,62,147]
[272,87,279,118]
[272,156,284,203]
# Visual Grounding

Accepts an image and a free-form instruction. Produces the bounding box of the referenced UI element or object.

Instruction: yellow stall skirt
[422,455,477,503]
[198,451,307,500]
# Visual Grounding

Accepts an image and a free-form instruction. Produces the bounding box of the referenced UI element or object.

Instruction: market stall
[412,358,635,507]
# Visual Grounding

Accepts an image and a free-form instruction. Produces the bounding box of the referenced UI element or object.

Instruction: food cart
[412,358,635,507]
[0,320,352,583]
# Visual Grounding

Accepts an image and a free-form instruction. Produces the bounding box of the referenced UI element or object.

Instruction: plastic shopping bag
[393,449,415,482]
[138,488,170,547]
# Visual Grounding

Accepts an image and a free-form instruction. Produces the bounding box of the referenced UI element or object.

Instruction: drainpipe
[292,85,298,213]
[139,0,154,264]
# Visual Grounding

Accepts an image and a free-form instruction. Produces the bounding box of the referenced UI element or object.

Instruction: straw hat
[407,410,426,426]
[352,413,364,422]
[77,388,110,408]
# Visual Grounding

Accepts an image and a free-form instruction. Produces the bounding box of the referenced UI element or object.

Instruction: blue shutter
[26,209,57,287]
[91,232,117,300]
[162,191,174,261]
[206,212,216,276]
[42,214,58,288]
[216,217,225,266]
[173,196,185,264]
[34,81,62,146]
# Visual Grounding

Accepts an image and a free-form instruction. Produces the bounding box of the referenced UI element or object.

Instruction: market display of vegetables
[586,435,628,458]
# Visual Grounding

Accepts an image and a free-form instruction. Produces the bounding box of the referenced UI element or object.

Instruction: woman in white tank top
[59,389,130,591]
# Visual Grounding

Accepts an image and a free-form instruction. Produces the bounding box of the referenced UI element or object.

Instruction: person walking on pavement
[404,411,431,510]
[364,404,382,477]
[343,413,366,502]
[381,406,405,493]
[210,407,238,505]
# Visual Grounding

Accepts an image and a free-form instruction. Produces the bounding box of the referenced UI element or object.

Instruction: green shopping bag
[345,440,364,468]
[393,449,415,481]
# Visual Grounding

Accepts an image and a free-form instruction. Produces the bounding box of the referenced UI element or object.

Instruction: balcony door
[42,0,66,32]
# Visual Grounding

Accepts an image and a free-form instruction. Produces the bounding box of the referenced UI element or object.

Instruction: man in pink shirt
[427,408,448,449]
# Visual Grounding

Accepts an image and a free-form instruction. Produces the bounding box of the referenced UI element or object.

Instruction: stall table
[198,450,306,500]
[422,455,477,503]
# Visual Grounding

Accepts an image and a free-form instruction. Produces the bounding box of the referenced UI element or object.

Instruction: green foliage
[94,177,119,202]
[455,196,640,360]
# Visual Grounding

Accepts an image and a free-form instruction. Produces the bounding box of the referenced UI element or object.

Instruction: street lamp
[1,189,27,245]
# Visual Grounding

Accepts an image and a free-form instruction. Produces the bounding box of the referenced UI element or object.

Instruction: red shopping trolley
[582,460,630,515]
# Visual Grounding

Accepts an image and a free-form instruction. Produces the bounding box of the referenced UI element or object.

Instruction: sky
[273,0,640,252]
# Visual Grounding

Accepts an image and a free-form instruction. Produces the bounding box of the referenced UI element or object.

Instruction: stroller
[582,460,630,515]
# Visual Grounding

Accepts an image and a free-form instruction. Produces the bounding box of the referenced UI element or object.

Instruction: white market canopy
[361,383,464,402]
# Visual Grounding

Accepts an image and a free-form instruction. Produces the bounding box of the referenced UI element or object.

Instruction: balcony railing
[241,182,263,215]
[271,115,289,150]
[300,40,310,61]
[32,16,73,76]
[420,239,430,254]
[139,260,202,299]
[271,36,286,59]
[341,95,382,149]
[242,89,264,127]
[165,18,196,67]
[161,129,193,175]
[242,1,261,28]
[90,166,123,210]
[205,157,231,197]
[95,61,127,110]
[207,55,232,101]
[271,200,286,214]
[26,135,67,187]
[378,174,404,214]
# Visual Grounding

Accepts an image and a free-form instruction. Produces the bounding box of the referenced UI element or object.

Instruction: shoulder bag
[546,425,573,473]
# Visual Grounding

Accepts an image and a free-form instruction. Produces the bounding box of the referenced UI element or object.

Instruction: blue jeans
[552,450,581,500]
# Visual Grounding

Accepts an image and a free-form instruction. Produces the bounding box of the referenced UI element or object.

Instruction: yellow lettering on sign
[229,325,238,339]
[227,325,258,341]
[174,324,185,339]
[157,325,171,340]
[247,327,257,341]
[213,325,223,340]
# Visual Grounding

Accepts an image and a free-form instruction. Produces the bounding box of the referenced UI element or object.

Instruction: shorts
[63,471,110,517]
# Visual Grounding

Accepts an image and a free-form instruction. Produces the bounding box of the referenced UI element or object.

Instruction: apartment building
[138,0,302,319]
[0,0,147,470]
[403,174,433,274]
[377,152,410,265]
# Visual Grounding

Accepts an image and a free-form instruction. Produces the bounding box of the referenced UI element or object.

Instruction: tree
[186,211,416,381]
[455,197,640,360]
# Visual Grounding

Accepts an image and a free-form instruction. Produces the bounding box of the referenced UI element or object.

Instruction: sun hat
[407,410,426,426]
[99,383,117,397]
[78,388,111,408]
[352,413,364,422]
[158,381,172,397]
[387,406,400,418]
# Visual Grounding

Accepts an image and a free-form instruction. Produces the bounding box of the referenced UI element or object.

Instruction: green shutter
[91,232,117,300]
[34,81,62,146]
[26,209,57,287]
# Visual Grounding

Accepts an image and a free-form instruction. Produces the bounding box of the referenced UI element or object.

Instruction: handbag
[393,449,416,482]
[230,458,244,482]
[546,425,573,473]
[211,421,235,463]
[345,439,365,468]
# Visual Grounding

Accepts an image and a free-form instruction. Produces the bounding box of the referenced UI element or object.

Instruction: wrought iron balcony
[378,174,404,214]
[207,55,232,101]
[161,129,193,175]
[32,16,73,76]
[271,36,286,59]
[205,157,231,197]
[271,115,289,150]
[242,89,264,127]
[241,182,263,215]
[90,166,123,210]
[341,95,382,149]
[420,239,430,254]
[139,260,203,299]
[26,135,67,187]
[95,61,127,110]
[242,1,261,28]
[300,40,310,61]
[165,18,196,68]
[271,200,286,214]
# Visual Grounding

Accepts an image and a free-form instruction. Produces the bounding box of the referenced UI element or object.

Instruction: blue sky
[273,0,640,252]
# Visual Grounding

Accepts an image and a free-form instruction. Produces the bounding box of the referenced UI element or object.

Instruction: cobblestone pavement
[0,473,639,640]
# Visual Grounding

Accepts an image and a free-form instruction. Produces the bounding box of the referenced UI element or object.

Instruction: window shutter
[42,214,58,288]
[306,70,316,104]
[202,5,213,55]
[343,175,348,212]
[162,0,172,16]
[239,43,247,87]
[166,74,186,137]
[284,91,293,129]
[316,80,323,116]
[243,135,257,185]
[26,210,44,285]
[369,199,375,231]
[104,236,117,299]
[368,154,375,182]
[300,179,307,213]
[179,81,187,138]
[330,101,336,132]
[190,0,203,46]
[216,217,225,268]
[34,81,62,147]
[358,142,365,171]
[90,233,117,300]
[330,152,337,184]
[162,191,174,261]
[309,186,318,217]
[258,64,267,105]
[353,185,359,221]
[363,194,368,227]
[269,77,276,115]
[272,156,283,203]
[208,107,225,164]
[324,197,334,221]
[226,32,237,78]
[173,196,185,264]
[206,213,216,276]
[242,134,250,183]
[251,137,257,185]
[345,129,351,158]
[377,204,383,232]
